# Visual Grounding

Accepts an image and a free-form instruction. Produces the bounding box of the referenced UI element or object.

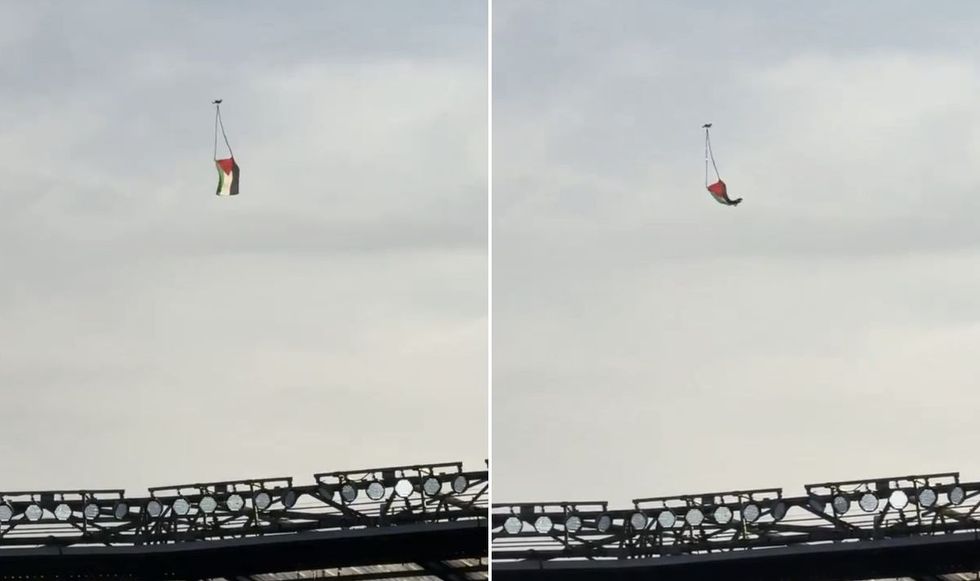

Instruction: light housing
[534,515,553,534]
[629,511,647,531]
[254,491,272,510]
[173,498,190,516]
[503,516,522,534]
[394,479,414,498]
[146,500,163,518]
[340,483,358,503]
[422,476,442,496]
[859,492,879,512]
[889,490,909,509]
[25,504,43,522]
[713,505,733,524]
[226,494,244,512]
[200,496,217,514]
[918,488,937,508]
[366,481,385,501]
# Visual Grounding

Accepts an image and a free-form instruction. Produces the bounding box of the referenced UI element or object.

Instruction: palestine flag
[215,157,240,196]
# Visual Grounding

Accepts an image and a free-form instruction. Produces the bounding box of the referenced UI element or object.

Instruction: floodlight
[200,495,217,514]
[859,492,879,512]
[0,504,13,522]
[918,488,937,508]
[113,502,128,520]
[889,490,908,509]
[742,503,760,523]
[565,514,583,533]
[54,503,72,521]
[282,489,298,509]
[596,513,612,532]
[366,481,385,501]
[25,504,43,522]
[226,494,244,512]
[771,501,787,521]
[657,510,676,529]
[83,503,99,520]
[173,498,190,516]
[146,500,163,518]
[832,495,850,514]
[808,497,826,513]
[452,474,468,494]
[686,508,704,526]
[503,516,522,534]
[534,515,553,534]
[254,491,272,510]
[629,511,648,531]
[422,476,442,496]
[713,506,733,524]
[949,486,966,505]
[340,483,358,503]
[394,478,414,498]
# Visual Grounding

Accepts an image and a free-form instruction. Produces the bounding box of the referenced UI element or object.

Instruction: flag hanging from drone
[213,99,239,196]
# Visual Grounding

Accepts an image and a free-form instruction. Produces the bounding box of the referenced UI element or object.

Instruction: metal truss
[0,460,488,579]
[493,472,980,579]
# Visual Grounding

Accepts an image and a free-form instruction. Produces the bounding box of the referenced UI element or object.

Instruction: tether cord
[704,127,720,186]
[213,104,234,160]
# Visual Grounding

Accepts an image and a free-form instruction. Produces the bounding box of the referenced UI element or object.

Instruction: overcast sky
[493,0,980,504]
[0,0,486,493]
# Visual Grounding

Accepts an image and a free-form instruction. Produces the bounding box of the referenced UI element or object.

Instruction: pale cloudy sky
[493,0,980,504]
[0,0,486,493]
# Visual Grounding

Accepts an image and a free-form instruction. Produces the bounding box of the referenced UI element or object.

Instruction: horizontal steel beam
[0,520,488,578]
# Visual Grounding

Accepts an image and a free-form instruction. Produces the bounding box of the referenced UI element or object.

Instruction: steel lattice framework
[0,460,488,579]
[492,472,980,580]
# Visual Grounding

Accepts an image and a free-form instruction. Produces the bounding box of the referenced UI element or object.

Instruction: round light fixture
[742,504,760,523]
[173,498,190,516]
[565,514,583,533]
[452,475,468,494]
[83,503,99,520]
[25,504,43,522]
[254,491,272,511]
[918,488,937,508]
[889,490,909,510]
[200,496,217,514]
[657,510,676,529]
[340,483,358,503]
[226,494,244,512]
[282,489,298,509]
[503,516,522,534]
[713,506,733,524]
[772,502,787,521]
[366,481,385,501]
[596,514,612,532]
[113,502,128,520]
[534,515,553,534]
[629,511,647,531]
[949,486,966,505]
[422,477,442,496]
[0,504,13,522]
[686,508,704,526]
[859,492,879,513]
[394,479,414,499]
[54,503,72,521]
[146,500,163,518]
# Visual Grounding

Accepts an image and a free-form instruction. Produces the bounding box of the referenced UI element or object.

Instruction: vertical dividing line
[486,0,494,562]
